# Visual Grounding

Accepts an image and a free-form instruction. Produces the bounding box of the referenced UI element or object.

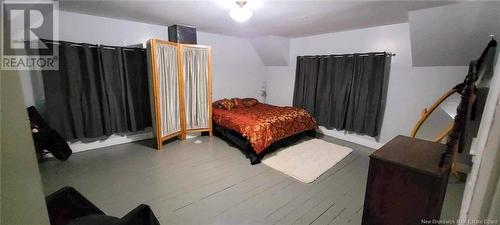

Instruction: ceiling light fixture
[229,0,253,22]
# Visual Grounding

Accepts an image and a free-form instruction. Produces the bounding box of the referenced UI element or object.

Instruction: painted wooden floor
[38,135,461,225]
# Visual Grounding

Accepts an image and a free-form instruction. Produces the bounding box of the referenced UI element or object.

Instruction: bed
[212,99,317,164]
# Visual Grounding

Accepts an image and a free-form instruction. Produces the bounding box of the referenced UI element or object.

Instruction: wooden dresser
[362,135,452,225]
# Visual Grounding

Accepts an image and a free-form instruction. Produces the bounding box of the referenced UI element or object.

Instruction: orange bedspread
[213,103,317,154]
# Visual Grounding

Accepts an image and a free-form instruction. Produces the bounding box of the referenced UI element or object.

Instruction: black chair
[46,186,161,225]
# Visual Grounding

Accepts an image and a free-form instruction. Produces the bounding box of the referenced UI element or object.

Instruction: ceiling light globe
[229,7,253,22]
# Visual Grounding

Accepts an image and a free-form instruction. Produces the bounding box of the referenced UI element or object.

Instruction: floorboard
[38,135,463,225]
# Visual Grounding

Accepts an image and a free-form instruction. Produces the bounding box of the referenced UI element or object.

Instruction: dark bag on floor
[46,186,161,225]
[46,186,104,225]
[27,106,72,161]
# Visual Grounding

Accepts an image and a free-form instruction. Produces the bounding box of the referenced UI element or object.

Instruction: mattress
[212,103,317,154]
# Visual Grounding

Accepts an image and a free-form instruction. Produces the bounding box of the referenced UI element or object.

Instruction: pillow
[214,99,235,110]
[243,98,259,107]
[232,98,245,108]
[213,99,224,109]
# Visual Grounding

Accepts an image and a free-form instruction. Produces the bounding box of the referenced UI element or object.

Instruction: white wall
[251,36,290,66]
[59,12,167,46]
[22,12,471,151]
[22,11,266,152]
[22,11,170,112]
[265,23,467,148]
[409,2,500,66]
[1,71,50,225]
[57,11,266,102]
[197,32,266,101]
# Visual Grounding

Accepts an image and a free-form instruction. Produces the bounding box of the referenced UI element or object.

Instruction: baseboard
[317,127,385,150]
[69,131,153,153]
[66,127,384,154]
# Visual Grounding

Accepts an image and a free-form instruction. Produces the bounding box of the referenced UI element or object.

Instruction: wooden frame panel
[179,44,213,136]
[147,39,213,150]
[177,42,187,140]
[147,39,184,150]
[147,39,163,150]
[207,46,213,136]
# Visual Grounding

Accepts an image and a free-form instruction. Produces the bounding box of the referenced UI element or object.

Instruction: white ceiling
[59,0,456,38]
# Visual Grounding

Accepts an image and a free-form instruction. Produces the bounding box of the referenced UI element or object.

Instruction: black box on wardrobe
[168,25,197,44]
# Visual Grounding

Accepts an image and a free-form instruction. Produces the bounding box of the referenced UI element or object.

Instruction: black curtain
[293,56,319,115]
[314,55,354,130]
[345,53,391,137]
[293,52,391,137]
[41,41,151,140]
[99,46,128,134]
[122,48,152,131]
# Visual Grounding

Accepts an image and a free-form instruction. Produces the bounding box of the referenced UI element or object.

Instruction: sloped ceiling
[58,0,454,38]
[409,2,500,66]
[251,36,289,66]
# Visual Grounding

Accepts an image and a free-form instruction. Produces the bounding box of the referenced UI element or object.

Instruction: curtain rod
[299,52,396,58]
[39,39,145,51]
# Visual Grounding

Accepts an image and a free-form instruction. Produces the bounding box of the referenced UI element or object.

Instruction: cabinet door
[152,43,182,137]
[181,46,211,130]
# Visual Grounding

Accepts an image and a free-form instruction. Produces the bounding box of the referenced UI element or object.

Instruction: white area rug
[262,138,352,183]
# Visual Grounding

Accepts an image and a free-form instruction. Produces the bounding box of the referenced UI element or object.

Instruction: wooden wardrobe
[147,39,212,150]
